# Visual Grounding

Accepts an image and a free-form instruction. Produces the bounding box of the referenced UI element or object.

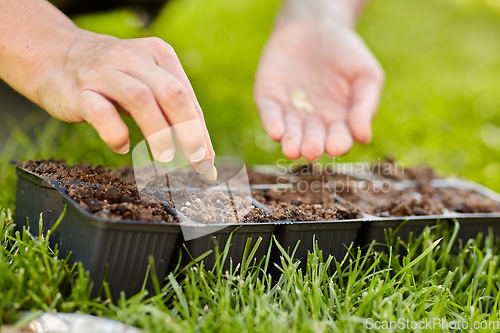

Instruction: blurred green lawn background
[3,0,500,205]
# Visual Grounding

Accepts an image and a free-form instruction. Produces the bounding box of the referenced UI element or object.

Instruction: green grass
[3,210,500,332]
[3,0,500,331]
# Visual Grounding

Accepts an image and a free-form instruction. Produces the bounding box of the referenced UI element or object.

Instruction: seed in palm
[290,89,315,114]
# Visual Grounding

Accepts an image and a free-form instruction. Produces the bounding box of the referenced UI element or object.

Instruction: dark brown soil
[110,165,136,185]
[365,193,446,217]
[252,187,336,206]
[18,159,500,222]
[20,160,178,222]
[327,181,445,217]
[111,163,287,188]
[21,159,126,185]
[66,183,177,222]
[253,170,500,217]
[268,202,361,221]
[247,169,286,185]
[251,189,362,220]
[424,187,500,213]
[365,160,440,182]
[253,175,417,216]
[166,189,276,223]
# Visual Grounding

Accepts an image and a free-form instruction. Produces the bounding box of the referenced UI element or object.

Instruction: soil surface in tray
[20,159,127,185]
[251,174,443,217]
[19,159,500,221]
[21,160,281,223]
[256,162,500,216]
[333,166,500,216]
[21,159,286,188]
[251,188,362,221]
[160,188,276,223]
[67,183,177,222]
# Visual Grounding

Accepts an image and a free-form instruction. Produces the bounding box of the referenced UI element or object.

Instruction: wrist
[277,0,366,29]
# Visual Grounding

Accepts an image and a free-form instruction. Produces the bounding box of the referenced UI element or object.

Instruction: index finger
[128,62,213,175]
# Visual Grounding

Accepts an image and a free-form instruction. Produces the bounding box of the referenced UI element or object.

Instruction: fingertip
[325,135,353,158]
[303,153,320,162]
[117,141,130,154]
[349,121,372,144]
[109,133,130,154]
[256,98,285,142]
[300,139,324,162]
[282,140,301,161]
[269,124,285,142]
[349,75,381,144]
[283,151,301,161]
[361,129,372,144]
[106,131,130,154]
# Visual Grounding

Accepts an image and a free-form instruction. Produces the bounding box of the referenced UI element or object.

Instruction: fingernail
[160,148,175,162]
[198,160,212,174]
[204,166,218,182]
[118,143,130,154]
[190,147,206,162]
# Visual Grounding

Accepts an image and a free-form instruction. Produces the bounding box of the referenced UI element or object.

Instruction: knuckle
[159,80,187,107]
[146,36,165,47]
[146,37,176,55]
[88,103,113,122]
[125,84,153,106]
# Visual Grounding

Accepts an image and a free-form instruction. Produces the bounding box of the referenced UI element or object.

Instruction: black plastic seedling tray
[15,167,66,247]
[159,191,278,273]
[13,162,500,298]
[180,224,276,273]
[60,193,180,299]
[272,219,362,274]
[15,167,181,299]
[13,165,361,295]
[360,213,500,251]
[359,215,449,252]
[13,166,281,298]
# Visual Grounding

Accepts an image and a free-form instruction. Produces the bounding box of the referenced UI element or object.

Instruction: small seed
[204,165,218,182]
[290,89,315,114]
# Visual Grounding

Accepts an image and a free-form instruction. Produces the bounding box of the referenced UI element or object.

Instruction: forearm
[277,0,370,28]
[0,0,94,105]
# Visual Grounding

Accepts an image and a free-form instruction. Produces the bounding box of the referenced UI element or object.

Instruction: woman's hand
[254,11,384,161]
[37,34,215,173]
[0,0,214,174]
